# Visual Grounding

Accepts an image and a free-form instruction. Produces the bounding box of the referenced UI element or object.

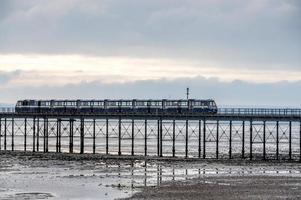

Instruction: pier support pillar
[93,118,96,154]
[4,118,6,150]
[159,118,163,157]
[203,119,206,159]
[131,118,134,156]
[229,120,232,159]
[80,118,84,154]
[0,118,1,150]
[250,120,253,160]
[37,118,40,152]
[289,121,292,160]
[216,120,219,159]
[106,118,109,155]
[118,117,121,156]
[242,121,245,159]
[198,120,201,158]
[144,119,147,157]
[11,117,14,151]
[276,121,279,160]
[263,121,266,160]
[33,117,36,152]
[172,119,175,157]
[185,119,188,158]
[44,118,48,153]
[24,118,27,151]
[69,119,73,153]
[157,119,160,157]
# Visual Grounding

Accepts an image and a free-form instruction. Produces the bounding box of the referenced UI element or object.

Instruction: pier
[1,108,301,161]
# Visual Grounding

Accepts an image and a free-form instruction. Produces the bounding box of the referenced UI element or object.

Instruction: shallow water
[1,152,301,199]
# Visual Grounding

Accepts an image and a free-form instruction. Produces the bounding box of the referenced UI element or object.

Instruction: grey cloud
[0,76,300,107]
[0,70,21,84]
[0,0,300,71]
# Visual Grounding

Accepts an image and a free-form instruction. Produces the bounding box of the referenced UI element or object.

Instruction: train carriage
[15,99,218,115]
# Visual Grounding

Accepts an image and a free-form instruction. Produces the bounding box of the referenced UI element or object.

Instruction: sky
[0,0,300,106]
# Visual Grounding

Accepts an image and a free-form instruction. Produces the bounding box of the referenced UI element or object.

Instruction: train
[15,99,218,114]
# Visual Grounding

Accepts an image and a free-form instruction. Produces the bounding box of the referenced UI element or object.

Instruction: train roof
[18,99,216,102]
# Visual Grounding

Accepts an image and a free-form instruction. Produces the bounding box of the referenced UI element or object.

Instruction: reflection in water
[95,160,301,192]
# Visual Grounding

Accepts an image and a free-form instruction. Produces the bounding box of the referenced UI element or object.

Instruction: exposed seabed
[1,151,301,200]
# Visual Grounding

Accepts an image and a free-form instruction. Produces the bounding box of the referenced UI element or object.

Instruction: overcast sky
[0,0,300,106]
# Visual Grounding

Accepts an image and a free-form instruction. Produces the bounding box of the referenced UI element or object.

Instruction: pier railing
[218,108,301,117]
[0,107,15,113]
[1,107,301,117]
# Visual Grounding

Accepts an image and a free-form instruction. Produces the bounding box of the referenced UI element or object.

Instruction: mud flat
[127,176,301,200]
[1,151,301,200]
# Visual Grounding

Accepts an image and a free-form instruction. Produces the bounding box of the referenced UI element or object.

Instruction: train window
[54,101,64,106]
[29,101,37,106]
[80,101,90,106]
[98,101,104,106]
[66,101,76,106]
[194,101,201,106]
[166,101,178,106]
[107,101,118,106]
[121,101,132,106]
[151,101,162,106]
[136,101,146,106]
[179,101,188,106]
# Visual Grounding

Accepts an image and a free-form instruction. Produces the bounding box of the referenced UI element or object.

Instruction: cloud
[0,0,300,71]
[1,55,301,85]
[0,73,300,107]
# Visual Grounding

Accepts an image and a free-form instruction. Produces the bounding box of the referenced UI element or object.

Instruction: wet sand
[127,176,301,199]
[2,151,301,199]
